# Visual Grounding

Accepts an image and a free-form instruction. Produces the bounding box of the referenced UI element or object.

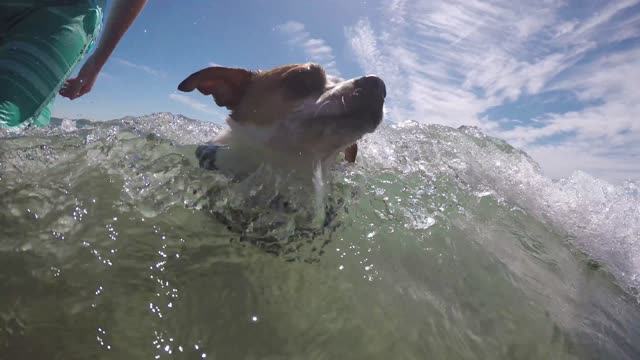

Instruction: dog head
[178,63,386,172]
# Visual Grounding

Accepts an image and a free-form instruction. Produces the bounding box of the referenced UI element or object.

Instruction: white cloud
[168,93,226,119]
[278,21,305,34]
[526,144,640,182]
[344,0,640,182]
[555,0,639,46]
[114,58,167,78]
[277,21,341,76]
[492,37,640,182]
[98,71,113,80]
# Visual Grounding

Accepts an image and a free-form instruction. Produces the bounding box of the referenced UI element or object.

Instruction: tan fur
[231,65,302,127]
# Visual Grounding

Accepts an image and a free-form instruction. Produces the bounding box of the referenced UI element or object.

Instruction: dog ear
[177,66,253,109]
[344,143,358,163]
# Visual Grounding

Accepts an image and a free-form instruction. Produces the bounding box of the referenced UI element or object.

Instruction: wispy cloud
[345,0,640,182]
[498,47,640,181]
[114,58,167,78]
[168,93,226,119]
[98,71,113,80]
[277,21,341,76]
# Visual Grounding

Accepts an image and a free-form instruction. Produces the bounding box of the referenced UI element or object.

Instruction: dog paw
[196,144,222,170]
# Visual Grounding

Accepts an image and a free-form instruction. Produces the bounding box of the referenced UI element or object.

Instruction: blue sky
[53,0,640,182]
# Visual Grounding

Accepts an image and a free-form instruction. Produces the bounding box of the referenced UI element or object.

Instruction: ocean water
[1,113,639,360]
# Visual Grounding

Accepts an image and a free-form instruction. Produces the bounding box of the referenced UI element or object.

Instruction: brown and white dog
[177,63,386,179]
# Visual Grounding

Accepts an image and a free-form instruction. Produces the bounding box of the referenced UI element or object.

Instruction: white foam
[360,121,640,295]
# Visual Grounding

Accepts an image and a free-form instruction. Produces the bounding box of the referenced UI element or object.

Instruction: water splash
[358,121,640,296]
[1,113,639,359]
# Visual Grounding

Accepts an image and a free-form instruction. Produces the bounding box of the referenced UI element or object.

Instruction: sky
[52,0,640,183]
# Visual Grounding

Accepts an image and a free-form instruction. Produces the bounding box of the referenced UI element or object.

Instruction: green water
[1,114,639,359]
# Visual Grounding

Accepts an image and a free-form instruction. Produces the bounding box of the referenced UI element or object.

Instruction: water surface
[1,113,639,359]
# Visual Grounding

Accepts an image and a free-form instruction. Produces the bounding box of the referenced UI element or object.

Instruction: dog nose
[355,75,386,98]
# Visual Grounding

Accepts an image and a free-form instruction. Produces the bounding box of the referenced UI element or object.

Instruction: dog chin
[196,137,329,182]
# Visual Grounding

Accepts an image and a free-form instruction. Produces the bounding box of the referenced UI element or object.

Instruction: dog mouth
[315,75,386,132]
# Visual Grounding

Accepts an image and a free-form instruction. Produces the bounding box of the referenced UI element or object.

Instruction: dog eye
[282,65,327,97]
